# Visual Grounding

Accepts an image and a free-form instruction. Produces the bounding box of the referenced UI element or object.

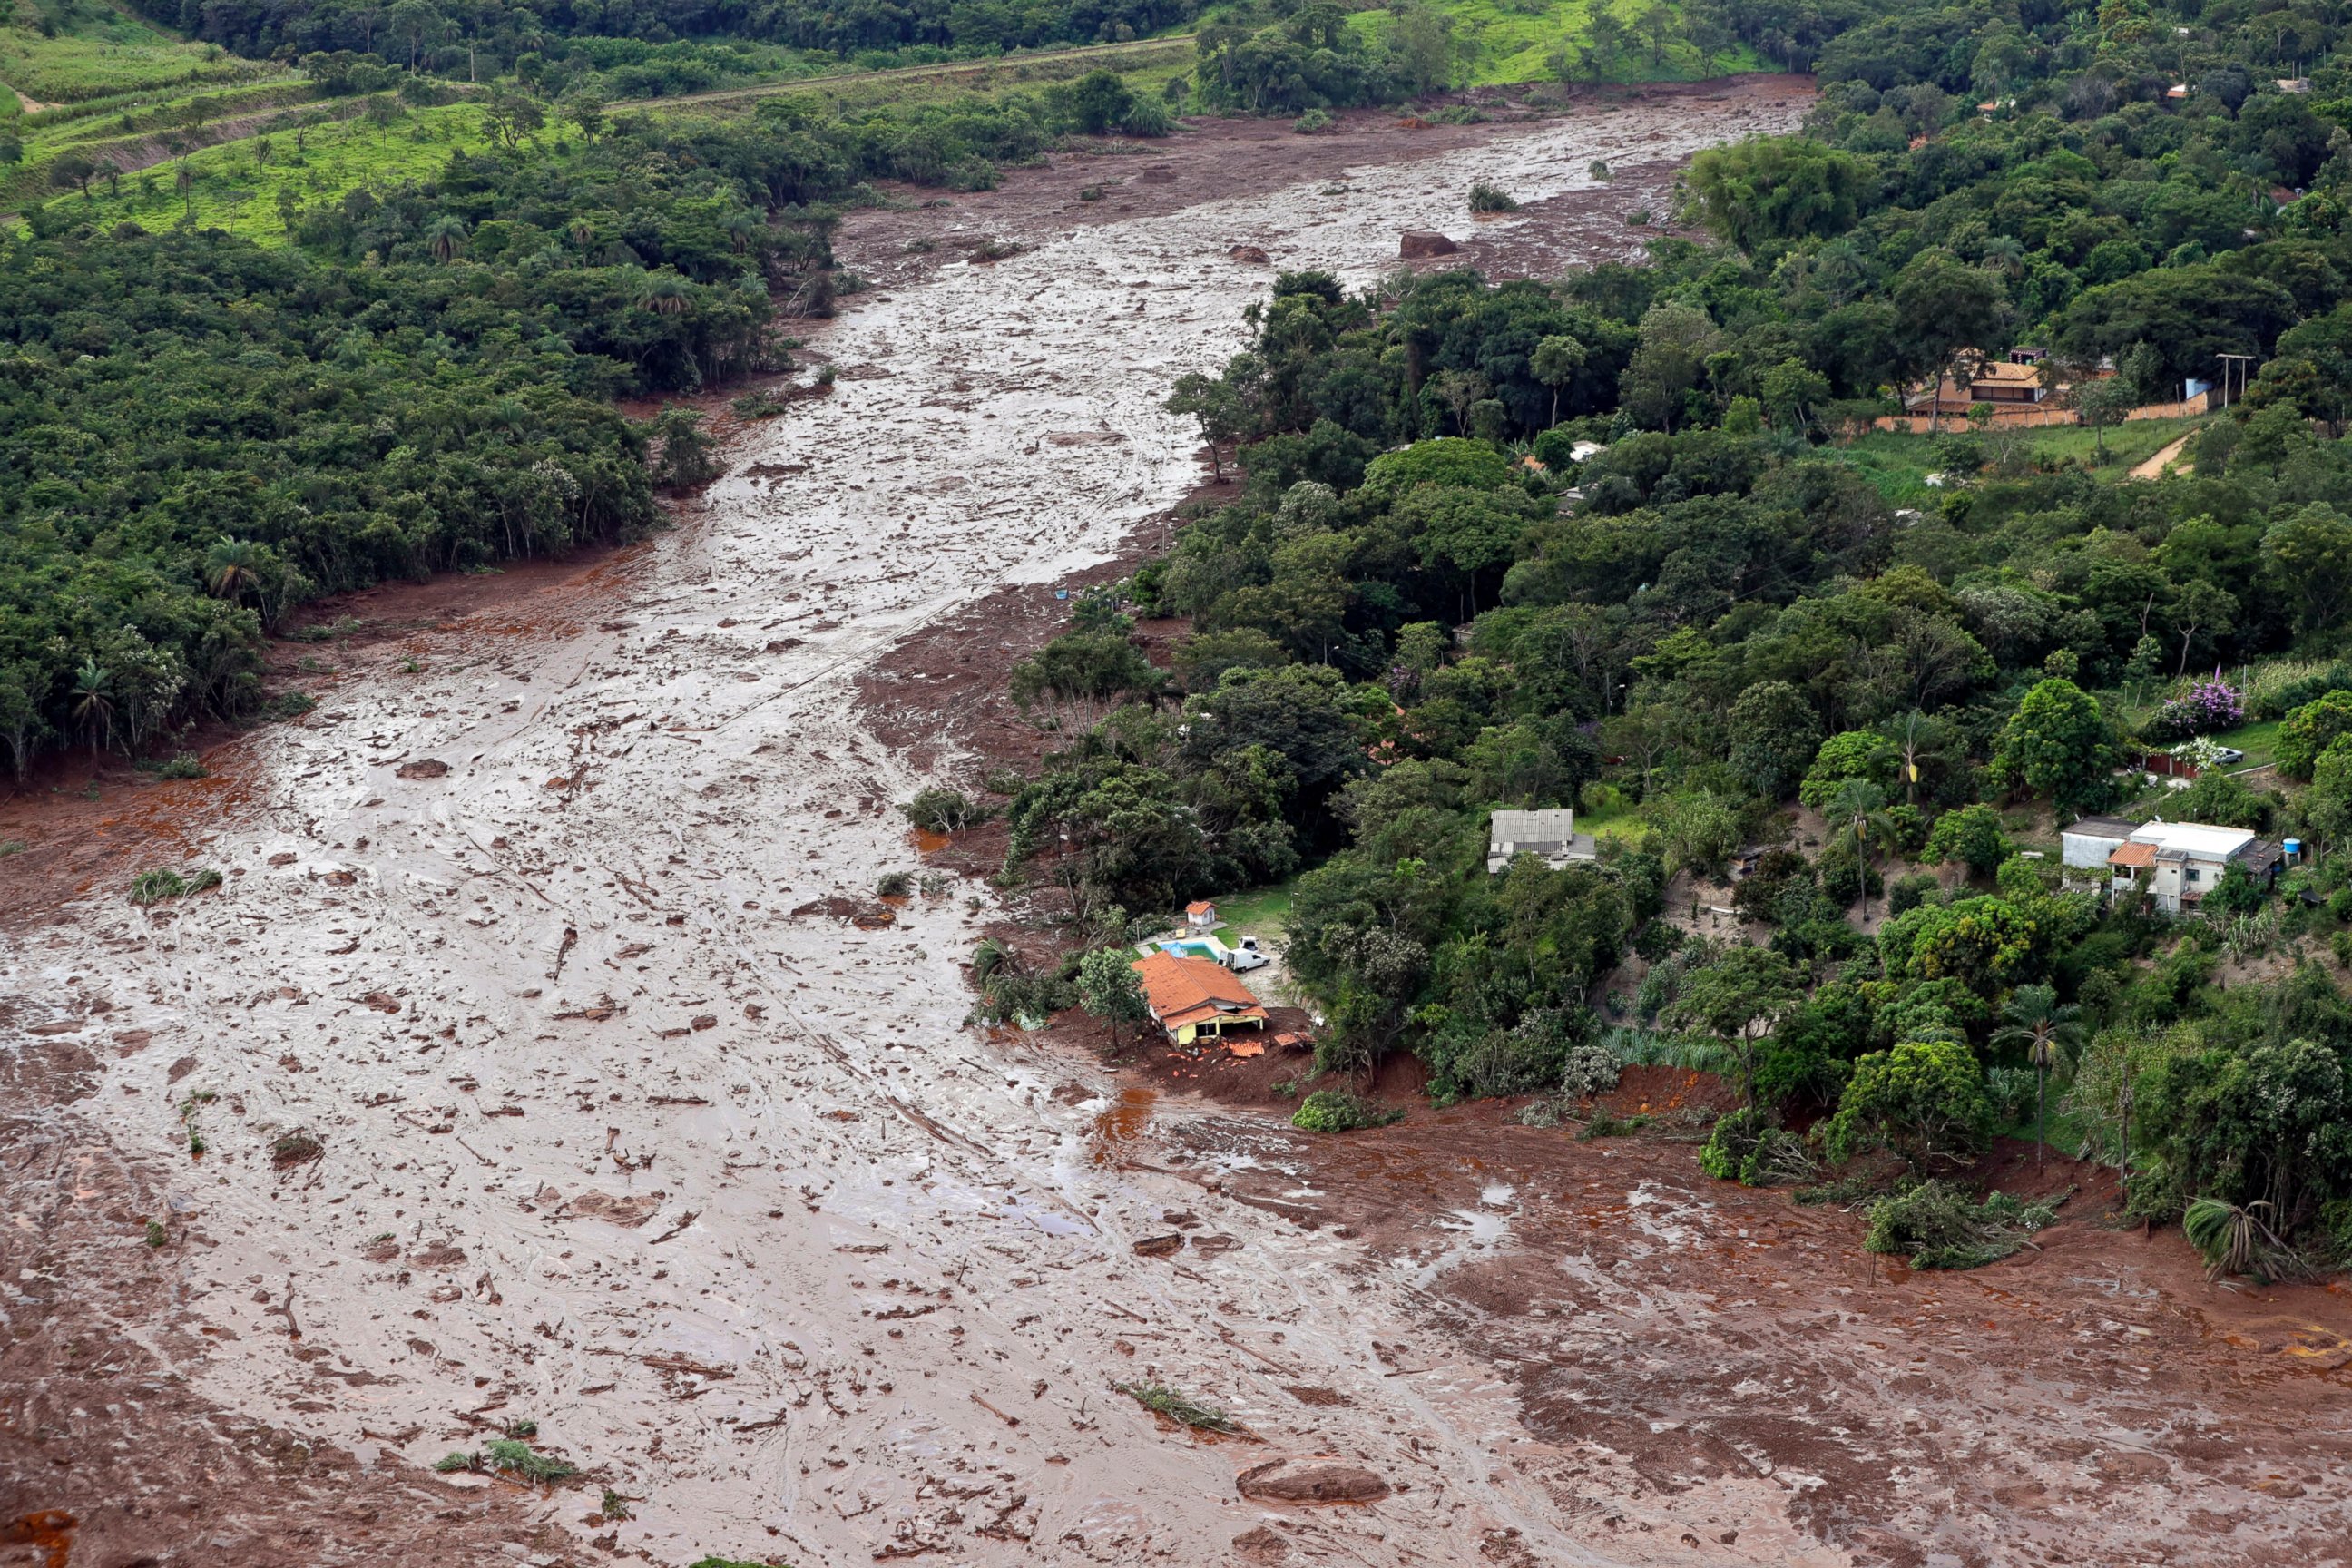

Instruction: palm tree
[723,211,760,255]
[1992,985,2084,1167]
[424,215,466,262]
[70,661,114,754]
[204,536,261,601]
[1895,709,1933,804]
[637,275,691,317]
[1826,778,1897,921]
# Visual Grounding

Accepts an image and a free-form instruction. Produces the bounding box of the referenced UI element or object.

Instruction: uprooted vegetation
[433,1437,578,1484]
[1863,1181,2064,1271]
[1115,1382,1241,1435]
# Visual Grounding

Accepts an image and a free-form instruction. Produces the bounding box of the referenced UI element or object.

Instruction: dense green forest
[971,0,2352,1275]
[0,78,1142,774]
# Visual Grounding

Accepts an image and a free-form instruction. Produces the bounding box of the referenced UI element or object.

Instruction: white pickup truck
[1228,936,1271,972]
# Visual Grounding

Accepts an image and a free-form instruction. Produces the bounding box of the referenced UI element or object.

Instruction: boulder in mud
[397,758,450,779]
[1228,245,1271,264]
[1132,1233,1185,1258]
[1397,230,1458,258]
[1235,1456,1390,1504]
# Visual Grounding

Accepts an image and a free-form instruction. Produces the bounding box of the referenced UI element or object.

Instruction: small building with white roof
[1487,808,1598,874]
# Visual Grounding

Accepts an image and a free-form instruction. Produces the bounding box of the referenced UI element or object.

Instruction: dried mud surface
[7,76,2349,1568]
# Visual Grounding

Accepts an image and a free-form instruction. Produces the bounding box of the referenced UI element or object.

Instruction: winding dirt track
[4,94,1818,1568]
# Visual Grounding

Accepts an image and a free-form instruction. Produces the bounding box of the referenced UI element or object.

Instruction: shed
[2061,816,2139,869]
[1184,899,1219,933]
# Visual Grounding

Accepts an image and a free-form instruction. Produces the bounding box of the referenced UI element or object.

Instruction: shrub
[1293,108,1333,134]
[1632,919,1684,963]
[2147,678,2245,740]
[1290,1090,1401,1132]
[1558,1037,1621,1102]
[1864,1181,2062,1269]
[155,752,207,779]
[2277,690,2352,779]
[1886,871,1941,916]
[729,387,789,419]
[876,870,914,898]
[1467,181,1518,213]
[901,787,993,833]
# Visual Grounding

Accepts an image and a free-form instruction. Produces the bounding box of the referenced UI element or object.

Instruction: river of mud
[9,82,2349,1568]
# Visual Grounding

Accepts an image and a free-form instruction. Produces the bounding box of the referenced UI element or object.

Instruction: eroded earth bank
[9,79,2352,1568]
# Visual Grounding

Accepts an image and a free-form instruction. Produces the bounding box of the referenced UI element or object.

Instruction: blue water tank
[2285,838,2302,858]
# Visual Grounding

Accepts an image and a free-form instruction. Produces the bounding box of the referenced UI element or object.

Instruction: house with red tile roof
[1131,951,1268,1046]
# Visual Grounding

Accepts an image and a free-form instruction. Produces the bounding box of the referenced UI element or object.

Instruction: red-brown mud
[840,76,2352,1568]
[0,1018,559,1568]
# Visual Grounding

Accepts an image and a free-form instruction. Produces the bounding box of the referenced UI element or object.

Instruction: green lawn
[1573,783,1650,844]
[1832,414,2212,504]
[1211,880,1298,944]
[2207,718,2284,770]
[1352,0,1763,91]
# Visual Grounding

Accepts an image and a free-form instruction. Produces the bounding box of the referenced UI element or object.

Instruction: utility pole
[2217,353,2257,408]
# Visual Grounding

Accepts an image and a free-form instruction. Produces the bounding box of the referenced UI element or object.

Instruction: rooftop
[1491,808,1577,847]
[1131,952,1267,1033]
[2108,841,2158,869]
[2132,820,2258,858]
[2067,817,2141,841]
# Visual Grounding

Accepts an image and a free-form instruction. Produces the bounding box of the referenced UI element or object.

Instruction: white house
[1487,808,1598,874]
[1184,899,1219,933]
[2092,819,2280,915]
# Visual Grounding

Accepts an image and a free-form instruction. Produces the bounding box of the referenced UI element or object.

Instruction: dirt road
[5,90,1821,1568]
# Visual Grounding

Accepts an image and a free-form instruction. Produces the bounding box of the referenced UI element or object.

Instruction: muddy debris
[395,758,450,779]
[269,1128,324,1168]
[1228,244,1271,264]
[1230,1525,1289,1564]
[1131,1233,1185,1258]
[1235,1456,1391,1504]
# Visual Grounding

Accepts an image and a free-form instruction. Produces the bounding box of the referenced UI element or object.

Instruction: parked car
[1228,936,1270,972]
[2211,746,2245,765]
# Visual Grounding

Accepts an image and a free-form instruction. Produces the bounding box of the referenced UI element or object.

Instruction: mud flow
[9,77,2347,1568]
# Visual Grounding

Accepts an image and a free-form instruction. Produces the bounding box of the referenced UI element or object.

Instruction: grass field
[1354,0,1763,91]
[1210,881,1298,944]
[0,2,257,107]
[1832,414,2213,504]
[40,97,490,238]
[639,34,1196,117]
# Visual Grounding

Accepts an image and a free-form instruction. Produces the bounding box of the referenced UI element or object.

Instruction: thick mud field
[8,76,2352,1568]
